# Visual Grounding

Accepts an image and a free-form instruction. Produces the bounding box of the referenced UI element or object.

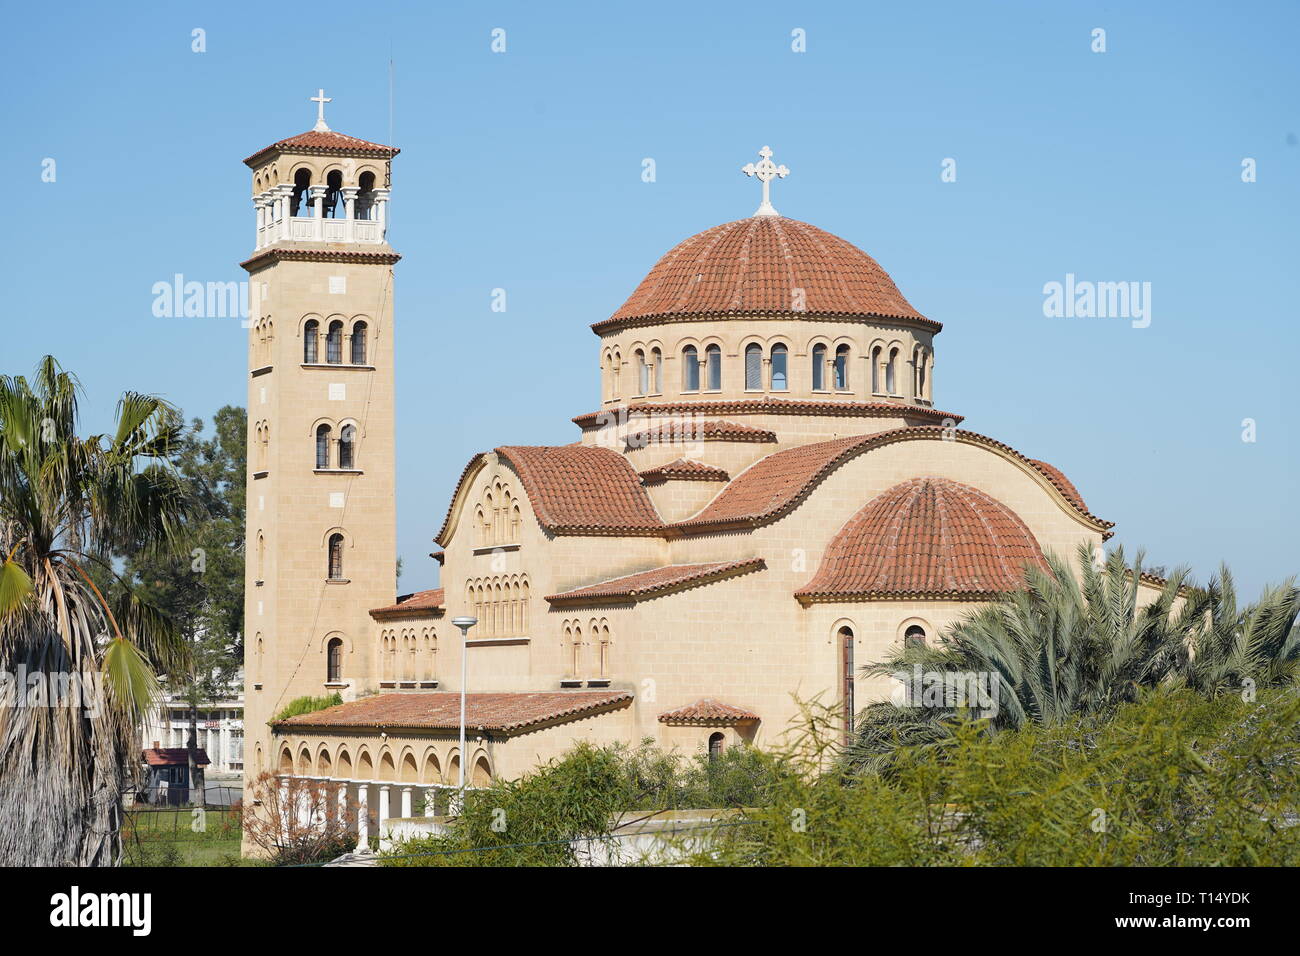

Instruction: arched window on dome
[834,345,850,391]
[744,344,762,390]
[886,347,898,394]
[706,345,722,390]
[303,320,319,363]
[315,424,331,469]
[339,424,356,470]
[350,321,368,365]
[870,345,882,393]
[326,320,343,364]
[771,344,788,391]
[812,344,827,390]
[635,349,648,397]
[651,347,663,394]
[682,346,700,392]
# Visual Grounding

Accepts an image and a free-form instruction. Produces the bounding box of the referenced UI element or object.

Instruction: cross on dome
[741,145,789,217]
[310,88,332,132]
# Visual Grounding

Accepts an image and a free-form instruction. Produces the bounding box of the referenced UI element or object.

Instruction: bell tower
[240,91,400,780]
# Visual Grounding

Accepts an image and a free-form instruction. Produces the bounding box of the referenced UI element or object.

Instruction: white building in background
[142,673,245,775]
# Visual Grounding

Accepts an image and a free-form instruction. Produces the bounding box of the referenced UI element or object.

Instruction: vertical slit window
[771,344,788,390]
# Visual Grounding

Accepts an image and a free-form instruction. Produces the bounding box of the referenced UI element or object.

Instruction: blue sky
[4,1,1297,597]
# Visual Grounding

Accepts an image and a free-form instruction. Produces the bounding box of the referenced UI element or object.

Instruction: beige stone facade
[244,130,1154,850]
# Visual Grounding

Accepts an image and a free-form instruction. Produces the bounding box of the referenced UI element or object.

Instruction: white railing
[254,212,387,249]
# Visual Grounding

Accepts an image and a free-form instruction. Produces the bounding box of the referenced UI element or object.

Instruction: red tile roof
[574,399,962,431]
[624,419,777,450]
[243,129,399,166]
[143,748,211,767]
[598,217,938,333]
[274,691,632,733]
[437,445,663,543]
[1028,459,1088,513]
[667,426,1112,537]
[638,458,731,484]
[545,559,765,606]
[796,477,1049,602]
[370,588,445,620]
[658,699,760,725]
[241,248,401,273]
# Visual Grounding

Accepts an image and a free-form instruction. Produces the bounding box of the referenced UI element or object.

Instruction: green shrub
[271,693,342,724]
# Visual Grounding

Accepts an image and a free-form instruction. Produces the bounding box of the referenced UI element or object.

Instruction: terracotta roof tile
[658,699,760,725]
[496,445,663,535]
[274,691,632,733]
[668,426,1113,537]
[370,588,445,619]
[796,477,1049,602]
[574,399,962,431]
[546,559,765,606]
[625,420,776,450]
[599,217,937,333]
[638,458,731,484]
[1027,459,1088,513]
[143,748,210,767]
[243,129,399,166]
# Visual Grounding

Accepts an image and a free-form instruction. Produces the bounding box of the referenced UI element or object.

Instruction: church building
[242,96,1135,836]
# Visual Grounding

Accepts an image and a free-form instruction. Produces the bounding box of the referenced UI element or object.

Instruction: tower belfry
[240,93,401,780]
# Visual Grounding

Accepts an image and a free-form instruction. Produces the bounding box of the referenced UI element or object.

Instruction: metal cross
[311,89,332,132]
[741,145,789,217]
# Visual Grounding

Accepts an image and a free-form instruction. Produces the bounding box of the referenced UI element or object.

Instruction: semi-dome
[796,476,1049,601]
[603,216,932,329]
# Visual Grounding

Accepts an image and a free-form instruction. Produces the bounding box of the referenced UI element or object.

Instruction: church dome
[796,476,1048,601]
[606,216,931,327]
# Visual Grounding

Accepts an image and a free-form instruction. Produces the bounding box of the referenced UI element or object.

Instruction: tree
[0,357,194,864]
[846,544,1300,774]
[120,405,245,804]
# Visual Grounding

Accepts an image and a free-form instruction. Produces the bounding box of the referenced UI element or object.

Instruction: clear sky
[4,1,1297,598]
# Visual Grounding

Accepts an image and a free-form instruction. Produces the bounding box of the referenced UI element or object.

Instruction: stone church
[242,97,1137,833]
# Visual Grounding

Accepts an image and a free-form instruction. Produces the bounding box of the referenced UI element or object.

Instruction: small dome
[608,216,927,325]
[797,476,1048,600]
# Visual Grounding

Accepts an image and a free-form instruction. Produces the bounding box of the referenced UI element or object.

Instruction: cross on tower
[741,145,789,217]
[310,89,332,132]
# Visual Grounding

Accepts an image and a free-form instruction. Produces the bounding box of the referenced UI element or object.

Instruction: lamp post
[451,617,478,796]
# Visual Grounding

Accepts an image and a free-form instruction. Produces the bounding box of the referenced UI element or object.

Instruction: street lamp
[451,617,478,796]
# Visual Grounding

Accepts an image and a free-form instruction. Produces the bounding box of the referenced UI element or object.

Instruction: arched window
[303,320,319,363]
[904,624,927,649]
[708,732,725,761]
[744,343,762,390]
[350,322,368,364]
[339,424,356,469]
[315,424,331,469]
[326,321,343,364]
[834,344,850,390]
[705,344,722,390]
[839,625,855,739]
[771,344,788,390]
[635,349,648,396]
[327,637,343,682]
[886,347,898,394]
[651,347,663,394]
[323,170,343,218]
[356,171,376,220]
[870,345,882,393]
[812,343,826,390]
[327,533,345,580]
[682,346,700,391]
[290,168,311,217]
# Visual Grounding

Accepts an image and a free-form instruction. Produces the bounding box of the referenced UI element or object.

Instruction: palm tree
[846,544,1300,774]
[0,357,193,865]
